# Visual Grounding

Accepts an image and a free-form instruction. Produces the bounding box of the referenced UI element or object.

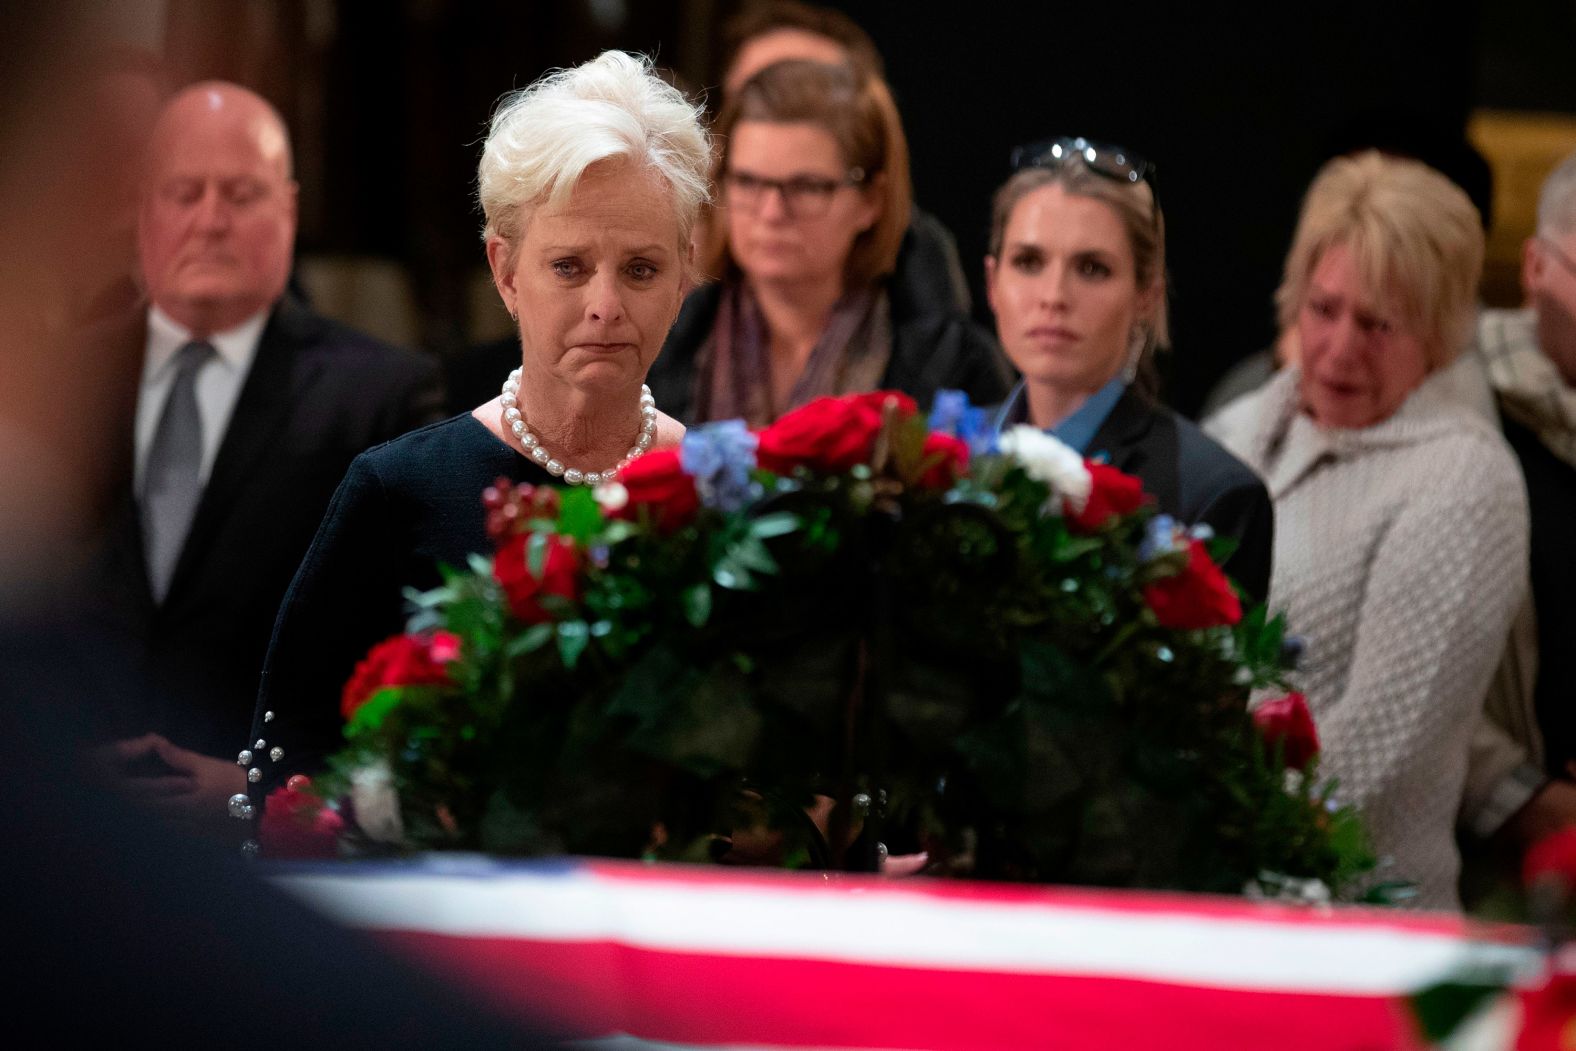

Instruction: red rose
[613,448,700,530]
[1069,462,1148,532]
[756,391,918,475]
[918,431,969,488]
[1252,692,1320,771]
[1143,538,1243,630]
[1524,827,1576,891]
[493,532,581,622]
[259,779,344,859]
[341,631,462,721]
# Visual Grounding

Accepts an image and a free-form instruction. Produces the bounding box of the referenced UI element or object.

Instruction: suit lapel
[164,299,325,600]
[1087,388,1156,475]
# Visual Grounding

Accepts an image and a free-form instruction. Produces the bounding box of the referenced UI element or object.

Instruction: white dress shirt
[134,306,268,493]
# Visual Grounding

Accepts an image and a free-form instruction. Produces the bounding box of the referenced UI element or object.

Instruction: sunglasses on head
[1010,136,1154,186]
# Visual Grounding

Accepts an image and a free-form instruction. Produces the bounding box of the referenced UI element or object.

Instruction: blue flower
[929,390,969,435]
[1138,514,1180,562]
[929,390,995,456]
[681,419,760,512]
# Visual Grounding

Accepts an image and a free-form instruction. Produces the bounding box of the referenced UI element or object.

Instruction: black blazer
[1089,388,1274,604]
[87,296,444,757]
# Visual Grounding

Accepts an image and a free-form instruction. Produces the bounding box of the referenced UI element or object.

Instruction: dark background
[155,0,1575,416]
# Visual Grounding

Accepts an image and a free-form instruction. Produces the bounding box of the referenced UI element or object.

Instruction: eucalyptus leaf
[557,619,590,669]
[748,511,801,540]
[527,531,550,578]
[682,584,712,628]
[505,623,555,658]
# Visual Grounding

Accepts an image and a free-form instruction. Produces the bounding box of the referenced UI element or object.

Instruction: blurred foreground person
[1208,152,1528,909]
[984,138,1272,601]
[89,82,442,834]
[0,14,546,1045]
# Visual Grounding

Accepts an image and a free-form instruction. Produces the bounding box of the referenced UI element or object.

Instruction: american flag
[273,858,1534,1050]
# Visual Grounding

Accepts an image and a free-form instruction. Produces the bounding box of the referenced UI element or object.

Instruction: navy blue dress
[248,414,551,799]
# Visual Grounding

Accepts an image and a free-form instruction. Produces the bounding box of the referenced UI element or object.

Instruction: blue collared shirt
[988,377,1129,455]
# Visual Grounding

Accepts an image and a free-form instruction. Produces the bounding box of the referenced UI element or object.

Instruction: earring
[1122,325,1147,384]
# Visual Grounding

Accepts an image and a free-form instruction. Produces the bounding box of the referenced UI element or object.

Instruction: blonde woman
[1208,151,1529,909]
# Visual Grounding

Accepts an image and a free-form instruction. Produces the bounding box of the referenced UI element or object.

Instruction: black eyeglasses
[1010,136,1154,186]
[722,166,867,220]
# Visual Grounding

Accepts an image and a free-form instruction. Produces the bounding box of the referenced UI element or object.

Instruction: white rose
[997,425,1092,514]
[593,480,629,512]
[350,760,405,845]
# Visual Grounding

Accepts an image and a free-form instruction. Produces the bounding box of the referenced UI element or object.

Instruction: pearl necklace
[499,368,657,486]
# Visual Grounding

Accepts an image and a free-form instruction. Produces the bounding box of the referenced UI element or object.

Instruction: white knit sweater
[1207,368,1529,909]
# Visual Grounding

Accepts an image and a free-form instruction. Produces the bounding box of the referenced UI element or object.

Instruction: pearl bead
[236,750,253,766]
[228,793,253,819]
[254,739,266,750]
[498,373,658,484]
[247,768,261,783]
[241,840,260,859]
[269,746,284,762]
[263,711,274,723]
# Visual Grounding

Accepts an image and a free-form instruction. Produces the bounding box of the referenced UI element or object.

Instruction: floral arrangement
[265,389,1369,896]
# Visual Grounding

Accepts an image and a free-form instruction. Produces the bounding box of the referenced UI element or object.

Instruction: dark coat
[87,296,444,757]
[1089,388,1275,604]
[1501,414,1576,775]
[646,279,1011,425]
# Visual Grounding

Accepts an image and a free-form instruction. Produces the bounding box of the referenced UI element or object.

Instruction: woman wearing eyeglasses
[984,139,1274,601]
[1207,152,1530,909]
[646,59,1010,425]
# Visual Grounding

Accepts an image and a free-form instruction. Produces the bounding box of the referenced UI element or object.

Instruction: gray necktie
[142,340,215,602]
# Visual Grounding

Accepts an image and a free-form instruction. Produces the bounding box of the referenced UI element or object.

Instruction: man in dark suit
[93,82,442,832]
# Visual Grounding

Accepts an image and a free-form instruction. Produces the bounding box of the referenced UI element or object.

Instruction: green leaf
[557,487,604,543]
[1204,533,1240,568]
[467,552,495,578]
[344,686,407,738]
[557,619,590,669]
[731,536,778,574]
[748,512,801,540]
[527,531,550,578]
[403,585,450,610]
[713,556,756,590]
[505,622,555,658]
[682,584,712,628]
[598,520,638,545]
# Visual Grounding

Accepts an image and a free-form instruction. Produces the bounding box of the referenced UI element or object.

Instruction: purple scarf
[693,281,892,426]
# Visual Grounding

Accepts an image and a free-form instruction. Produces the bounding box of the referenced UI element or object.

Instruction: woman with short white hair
[249,51,709,798]
[1208,151,1530,909]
